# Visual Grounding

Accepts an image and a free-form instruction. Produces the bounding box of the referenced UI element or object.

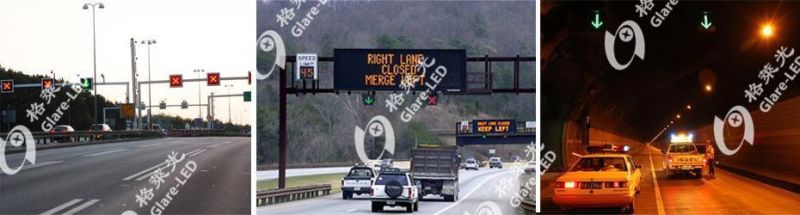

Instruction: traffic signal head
[243,91,252,102]
[181,100,189,109]
[80,77,93,90]
[427,93,438,106]
[160,101,167,110]
[1,80,13,93]
[207,73,220,86]
[362,93,375,105]
[42,78,54,91]
[169,74,183,88]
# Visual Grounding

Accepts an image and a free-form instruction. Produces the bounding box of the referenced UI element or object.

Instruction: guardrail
[165,129,224,137]
[1,130,163,147]
[256,184,332,206]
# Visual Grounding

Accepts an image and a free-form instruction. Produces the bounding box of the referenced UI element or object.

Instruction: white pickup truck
[341,165,376,199]
[664,143,705,178]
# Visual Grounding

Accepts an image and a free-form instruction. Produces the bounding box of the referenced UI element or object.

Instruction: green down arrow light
[362,93,375,106]
[591,12,603,29]
[701,13,712,29]
[80,78,93,90]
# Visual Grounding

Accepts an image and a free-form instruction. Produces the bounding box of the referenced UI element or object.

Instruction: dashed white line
[137,143,161,148]
[187,149,207,157]
[647,148,666,215]
[123,161,168,181]
[40,199,82,215]
[433,170,514,215]
[346,208,358,213]
[1,161,62,175]
[62,199,99,215]
[84,149,129,157]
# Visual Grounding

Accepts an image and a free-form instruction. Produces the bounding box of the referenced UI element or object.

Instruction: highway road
[258,166,530,215]
[0,137,250,214]
[540,145,800,214]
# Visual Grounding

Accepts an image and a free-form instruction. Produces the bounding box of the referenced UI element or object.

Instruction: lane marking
[84,149,129,157]
[62,199,99,215]
[40,199,82,215]
[1,161,63,175]
[647,148,666,215]
[207,144,222,148]
[188,149,207,158]
[346,208,358,212]
[123,161,168,181]
[137,143,161,148]
[433,170,513,215]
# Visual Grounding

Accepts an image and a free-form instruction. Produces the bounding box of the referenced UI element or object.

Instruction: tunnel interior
[541,1,800,173]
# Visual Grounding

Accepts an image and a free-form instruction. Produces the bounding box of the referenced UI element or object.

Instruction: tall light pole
[83,2,104,125]
[224,84,233,124]
[193,69,205,123]
[139,39,156,130]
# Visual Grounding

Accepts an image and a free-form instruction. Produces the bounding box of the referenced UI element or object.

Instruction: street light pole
[193,69,205,127]
[83,2,104,125]
[225,84,233,124]
[140,39,156,130]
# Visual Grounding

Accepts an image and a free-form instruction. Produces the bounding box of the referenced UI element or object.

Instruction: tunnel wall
[693,96,800,185]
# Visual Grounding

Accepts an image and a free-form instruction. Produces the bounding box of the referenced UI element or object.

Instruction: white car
[341,165,376,199]
[464,158,479,170]
[371,168,419,213]
[553,145,642,213]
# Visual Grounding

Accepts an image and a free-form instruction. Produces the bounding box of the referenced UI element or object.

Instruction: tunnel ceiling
[542,1,800,141]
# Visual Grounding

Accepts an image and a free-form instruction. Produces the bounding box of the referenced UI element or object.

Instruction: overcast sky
[0,0,254,125]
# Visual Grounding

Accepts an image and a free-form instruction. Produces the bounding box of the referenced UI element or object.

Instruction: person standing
[706,143,716,177]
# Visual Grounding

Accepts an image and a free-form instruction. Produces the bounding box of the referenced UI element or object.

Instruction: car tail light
[555,182,564,188]
[604,181,628,188]
[370,188,374,197]
[668,155,673,163]
[407,187,412,197]
[564,181,576,189]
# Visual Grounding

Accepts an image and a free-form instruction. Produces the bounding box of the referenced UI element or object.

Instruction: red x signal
[207,73,220,86]
[169,75,183,88]
[42,78,53,91]
[427,94,438,106]
[1,80,13,93]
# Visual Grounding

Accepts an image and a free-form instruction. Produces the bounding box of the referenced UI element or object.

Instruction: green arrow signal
[591,12,603,29]
[364,95,375,105]
[81,78,92,90]
[700,14,712,29]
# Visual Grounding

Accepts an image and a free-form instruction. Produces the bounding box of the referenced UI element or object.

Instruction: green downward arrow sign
[591,13,603,29]
[701,14,712,29]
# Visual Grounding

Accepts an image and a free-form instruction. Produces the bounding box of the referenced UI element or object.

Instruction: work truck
[410,145,459,201]
[664,143,705,178]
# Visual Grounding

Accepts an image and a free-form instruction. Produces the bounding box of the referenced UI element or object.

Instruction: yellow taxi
[553,145,642,213]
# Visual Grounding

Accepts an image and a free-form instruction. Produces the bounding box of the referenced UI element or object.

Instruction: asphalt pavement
[0,137,250,214]
[539,144,800,214]
[257,166,531,215]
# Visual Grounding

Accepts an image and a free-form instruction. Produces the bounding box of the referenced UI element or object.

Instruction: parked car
[341,165,377,199]
[371,168,419,213]
[489,157,503,169]
[50,125,75,143]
